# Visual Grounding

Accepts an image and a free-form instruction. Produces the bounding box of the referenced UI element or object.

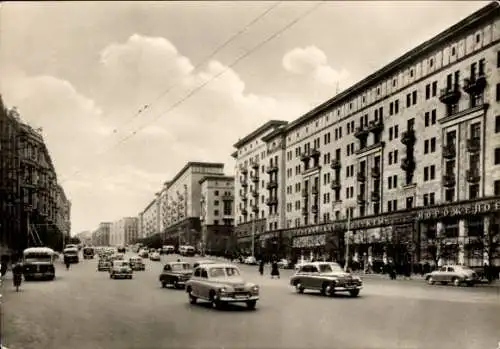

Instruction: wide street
[2,253,500,349]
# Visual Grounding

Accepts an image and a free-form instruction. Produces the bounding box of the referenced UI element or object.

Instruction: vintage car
[139,249,149,258]
[63,247,79,264]
[83,246,95,259]
[159,262,193,288]
[192,260,216,269]
[109,260,133,279]
[97,258,112,272]
[117,246,126,254]
[22,247,57,281]
[290,262,363,297]
[149,252,161,261]
[186,263,259,309]
[424,265,481,286]
[129,257,145,271]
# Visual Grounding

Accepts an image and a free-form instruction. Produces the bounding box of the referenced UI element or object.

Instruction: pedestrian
[64,255,71,270]
[258,259,264,276]
[270,257,280,279]
[12,259,23,292]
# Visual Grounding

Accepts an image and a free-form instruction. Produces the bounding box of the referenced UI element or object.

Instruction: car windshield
[209,267,240,278]
[24,253,52,263]
[318,263,343,273]
[115,261,129,267]
[171,263,191,271]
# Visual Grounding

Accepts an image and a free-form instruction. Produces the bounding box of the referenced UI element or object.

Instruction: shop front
[417,196,500,268]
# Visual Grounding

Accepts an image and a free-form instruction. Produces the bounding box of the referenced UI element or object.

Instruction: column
[458,219,466,266]
[483,215,490,266]
[436,222,444,267]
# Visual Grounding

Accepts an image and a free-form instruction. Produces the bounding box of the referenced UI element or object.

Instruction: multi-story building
[92,222,111,246]
[75,231,92,246]
[110,217,139,246]
[232,120,288,258]
[162,162,226,248]
[232,2,500,268]
[139,194,160,238]
[159,181,170,236]
[199,175,235,255]
[0,98,71,255]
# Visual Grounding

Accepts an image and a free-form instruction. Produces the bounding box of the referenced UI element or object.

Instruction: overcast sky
[0,1,489,235]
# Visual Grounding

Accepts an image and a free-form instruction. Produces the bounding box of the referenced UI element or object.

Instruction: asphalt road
[2,253,499,349]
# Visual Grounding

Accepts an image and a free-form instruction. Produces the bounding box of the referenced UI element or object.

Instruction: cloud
[282,46,350,88]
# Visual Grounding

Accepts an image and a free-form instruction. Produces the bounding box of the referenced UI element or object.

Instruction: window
[214,191,219,196]
[430,165,435,180]
[430,138,436,152]
[497,51,500,68]
[412,91,417,105]
[214,209,219,216]
[406,94,411,107]
[424,167,429,181]
[425,112,429,127]
[395,100,399,114]
[431,109,436,124]
[214,200,219,206]
[469,184,479,200]
[497,83,500,102]
[496,148,500,165]
[425,84,430,99]
[496,115,500,133]
[424,140,429,154]
[429,193,435,205]
[432,81,437,96]
[495,180,500,196]
[423,194,429,206]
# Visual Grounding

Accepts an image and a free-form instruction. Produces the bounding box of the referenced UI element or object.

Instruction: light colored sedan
[186,263,259,310]
[149,252,161,261]
[425,265,480,286]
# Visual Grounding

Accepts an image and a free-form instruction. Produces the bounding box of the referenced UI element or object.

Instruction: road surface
[2,253,499,349]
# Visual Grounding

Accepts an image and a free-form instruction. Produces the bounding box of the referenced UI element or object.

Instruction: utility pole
[344,209,352,272]
[251,215,255,258]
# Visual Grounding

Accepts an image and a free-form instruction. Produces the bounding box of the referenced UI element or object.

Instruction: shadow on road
[183,302,259,313]
[292,291,364,300]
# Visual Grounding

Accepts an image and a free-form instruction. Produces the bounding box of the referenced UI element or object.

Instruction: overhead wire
[61,1,324,184]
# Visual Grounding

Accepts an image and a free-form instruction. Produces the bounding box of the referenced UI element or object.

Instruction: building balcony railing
[330,179,341,190]
[311,204,318,214]
[241,209,248,215]
[266,164,279,173]
[442,173,456,188]
[371,167,380,178]
[301,207,308,216]
[311,186,319,195]
[466,169,480,183]
[401,157,415,172]
[354,125,369,139]
[300,151,310,162]
[266,197,278,206]
[251,205,259,213]
[357,172,366,182]
[310,149,321,159]
[241,180,248,187]
[250,161,259,169]
[370,191,380,202]
[250,174,259,182]
[239,165,248,174]
[367,119,384,133]
[330,159,341,169]
[439,84,461,105]
[466,137,480,153]
[301,189,308,197]
[463,72,487,95]
[241,196,248,202]
[251,189,258,197]
[266,180,278,190]
[357,194,365,205]
[401,129,416,146]
[442,144,456,159]
[222,193,234,201]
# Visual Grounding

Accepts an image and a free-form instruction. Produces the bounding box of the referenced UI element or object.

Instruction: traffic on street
[2,248,499,349]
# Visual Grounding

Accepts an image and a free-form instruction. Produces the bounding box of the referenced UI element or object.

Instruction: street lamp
[251,215,256,258]
[344,209,352,272]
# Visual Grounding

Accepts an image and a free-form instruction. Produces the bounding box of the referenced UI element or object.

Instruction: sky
[0,1,490,235]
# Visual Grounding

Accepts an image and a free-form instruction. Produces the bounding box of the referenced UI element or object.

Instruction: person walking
[270,256,280,279]
[258,259,265,276]
[12,259,23,292]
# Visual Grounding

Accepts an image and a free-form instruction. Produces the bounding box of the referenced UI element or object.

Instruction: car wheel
[161,282,167,288]
[452,277,461,287]
[321,282,333,296]
[173,280,179,289]
[210,292,221,309]
[246,300,257,310]
[295,281,305,294]
[187,288,197,304]
[349,289,360,297]
[427,276,434,285]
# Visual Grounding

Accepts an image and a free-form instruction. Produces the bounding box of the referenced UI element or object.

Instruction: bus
[63,247,79,263]
[83,246,95,259]
[23,247,56,281]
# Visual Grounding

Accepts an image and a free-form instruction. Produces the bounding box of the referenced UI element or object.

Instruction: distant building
[75,231,92,245]
[110,217,139,246]
[199,175,235,255]
[91,222,111,246]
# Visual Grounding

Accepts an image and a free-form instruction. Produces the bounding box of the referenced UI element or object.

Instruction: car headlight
[352,276,361,281]
[219,287,229,294]
[251,285,259,292]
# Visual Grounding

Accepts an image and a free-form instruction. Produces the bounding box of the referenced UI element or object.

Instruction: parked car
[109,260,133,279]
[186,263,259,310]
[139,249,149,258]
[244,256,257,265]
[290,262,363,297]
[192,260,216,269]
[424,265,481,286]
[149,252,161,261]
[97,259,112,272]
[129,257,145,271]
[159,262,193,288]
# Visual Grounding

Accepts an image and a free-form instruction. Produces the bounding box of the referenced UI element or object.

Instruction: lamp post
[344,209,352,272]
[251,215,256,258]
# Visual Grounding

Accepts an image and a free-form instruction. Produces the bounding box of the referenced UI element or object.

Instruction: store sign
[417,198,500,220]
[349,213,415,230]
[292,234,326,248]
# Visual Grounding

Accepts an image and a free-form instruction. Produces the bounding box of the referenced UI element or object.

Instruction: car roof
[166,262,191,266]
[23,247,55,254]
[300,262,341,267]
[196,263,237,269]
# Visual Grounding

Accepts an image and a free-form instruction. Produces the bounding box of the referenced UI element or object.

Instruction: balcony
[331,179,341,190]
[301,189,308,197]
[439,84,461,105]
[401,129,416,146]
[371,167,380,178]
[466,138,480,153]
[250,174,259,182]
[222,193,234,201]
[370,191,380,202]
[266,164,279,173]
[251,189,258,197]
[311,186,319,195]
[251,161,259,169]
[266,197,278,206]
[357,194,365,205]
[354,125,369,139]
[242,209,248,215]
[311,205,319,214]
[367,119,384,133]
[310,149,321,159]
[239,166,248,174]
[300,151,311,162]
[400,157,415,172]
[242,196,248,202]
[463,72,487,95]
[357,172,366,182]
[466,169,480,183]
[266,180,278,190]
[330,159,341,169]
[301,207,308,216]
[252,205,259,213]
[442,144,456,159]
[442,173,456,188]
[241,180,248,187]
